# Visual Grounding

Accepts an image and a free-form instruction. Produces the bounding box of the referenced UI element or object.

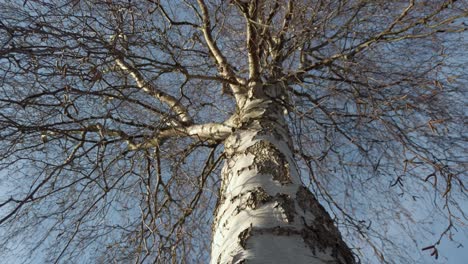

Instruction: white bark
[211,96,354,264]
[128,123,234,150]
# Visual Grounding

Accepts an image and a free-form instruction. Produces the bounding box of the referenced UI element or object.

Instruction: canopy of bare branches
[0,0,466,263]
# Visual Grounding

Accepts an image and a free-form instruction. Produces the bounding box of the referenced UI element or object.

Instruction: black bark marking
[230,188,296,224]
[245,187,272,209]
[297,187,355,264]
[238,225,252,249]
[231,187,272,214]
[230,251,246,264]
[246,141,292,184]
[251,226,299,236]
[231,254,245,264]
[274,194,296,223]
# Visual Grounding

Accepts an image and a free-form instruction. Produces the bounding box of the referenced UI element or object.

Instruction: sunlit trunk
[211,88,355,263]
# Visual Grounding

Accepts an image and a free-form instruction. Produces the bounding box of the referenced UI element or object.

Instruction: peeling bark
[211,89,355,264]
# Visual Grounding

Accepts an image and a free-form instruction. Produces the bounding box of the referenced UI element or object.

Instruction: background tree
[0,0,466,263]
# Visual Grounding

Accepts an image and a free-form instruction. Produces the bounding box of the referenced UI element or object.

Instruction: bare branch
[196,0,247,99]
[115,57,192,125]
[128,122,234,150]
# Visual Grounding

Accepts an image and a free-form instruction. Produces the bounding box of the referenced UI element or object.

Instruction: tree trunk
[211,87,355,264]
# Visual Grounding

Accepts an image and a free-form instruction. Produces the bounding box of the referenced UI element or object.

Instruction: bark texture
[211,86,355,264]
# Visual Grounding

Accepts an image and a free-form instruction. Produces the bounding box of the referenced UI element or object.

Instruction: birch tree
[0,0,466,263]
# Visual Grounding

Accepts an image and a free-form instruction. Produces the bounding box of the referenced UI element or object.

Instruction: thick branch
[115,58,192,125]
[128,122,234,150]
[243,0,261,81]
[271,0,293,68]
[197,0,247,100]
